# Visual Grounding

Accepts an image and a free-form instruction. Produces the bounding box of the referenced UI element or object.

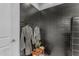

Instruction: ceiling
[31,3,63,11]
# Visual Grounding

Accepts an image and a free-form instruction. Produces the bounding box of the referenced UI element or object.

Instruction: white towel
[34,26,41,48]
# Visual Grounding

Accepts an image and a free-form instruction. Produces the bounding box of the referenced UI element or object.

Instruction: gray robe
[20,25,41,55]
[20,25,34,55]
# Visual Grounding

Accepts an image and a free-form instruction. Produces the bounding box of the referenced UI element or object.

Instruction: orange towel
[32,46,44,56]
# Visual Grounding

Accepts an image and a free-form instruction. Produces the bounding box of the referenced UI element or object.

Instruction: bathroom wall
[20,3,79,56]
[20,3,39,29]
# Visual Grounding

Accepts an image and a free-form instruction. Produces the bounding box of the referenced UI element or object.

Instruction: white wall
[0,3,20,56]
